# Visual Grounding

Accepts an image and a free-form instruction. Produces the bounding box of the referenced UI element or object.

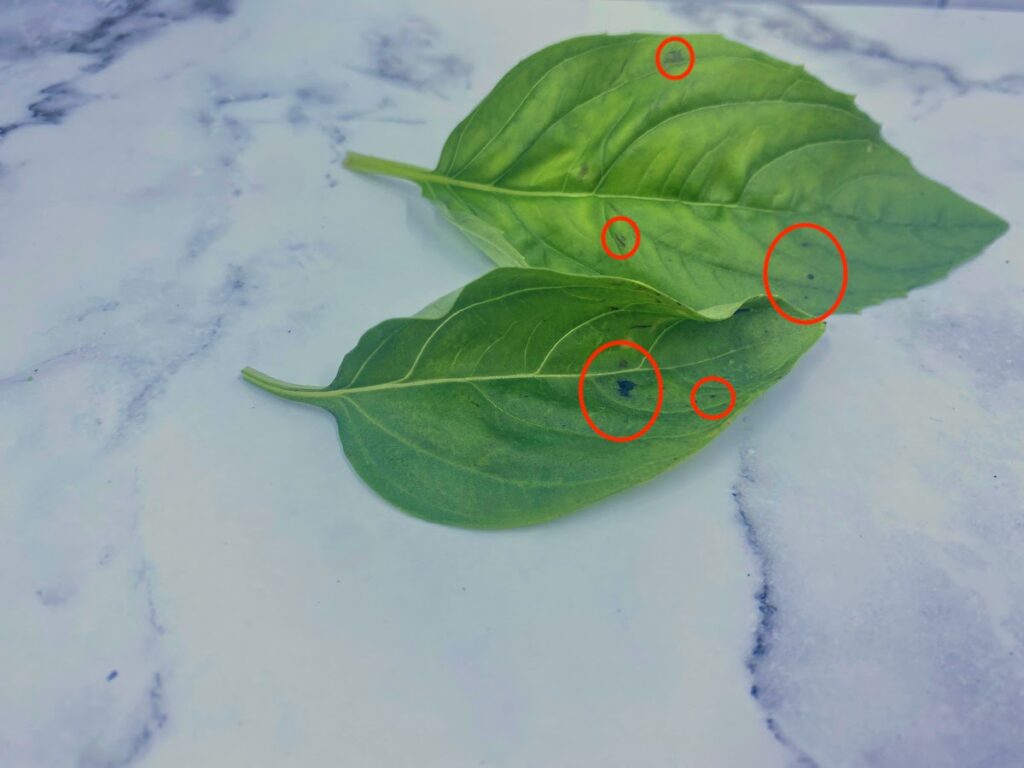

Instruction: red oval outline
[578,340,664,443]
[689,376,736,421]
[763,222,848,325]
[601,216,641,260]
[655,36,696,81]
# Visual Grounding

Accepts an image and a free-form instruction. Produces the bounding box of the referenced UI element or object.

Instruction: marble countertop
[2,2,1022,766]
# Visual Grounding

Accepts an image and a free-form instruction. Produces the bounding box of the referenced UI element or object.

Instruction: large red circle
[601,216,641,260]
[655,37,696,81]
[762,222,848,325]
[689,376,736,421]
[578,340,664,443]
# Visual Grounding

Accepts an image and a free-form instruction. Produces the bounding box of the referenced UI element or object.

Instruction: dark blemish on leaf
[801,241,811,248]
[578,163,589,179]
[631,324,652,329]
[663,47,686,64]
[617,358,629,368]
[614,232,628,248]
[616,379,636,398]
[107,670,118,682]
[807,273,815,280]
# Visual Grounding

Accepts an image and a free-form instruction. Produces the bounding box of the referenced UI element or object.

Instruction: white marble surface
[1,1,1022,766]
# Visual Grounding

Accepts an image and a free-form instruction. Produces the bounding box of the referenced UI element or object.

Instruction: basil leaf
[345,33,1007,315]
[243,269,821,528]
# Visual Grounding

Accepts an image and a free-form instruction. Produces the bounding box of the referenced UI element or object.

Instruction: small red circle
[655,36,696,81]
[578,340,664,443]
[689,376,736,421]
[601,216,641,260]
[763,222,848,325]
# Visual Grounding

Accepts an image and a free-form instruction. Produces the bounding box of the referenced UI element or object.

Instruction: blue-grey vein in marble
[1,1,1021,767]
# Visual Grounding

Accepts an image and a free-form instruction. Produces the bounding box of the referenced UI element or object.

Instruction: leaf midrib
[242,342,758,402]
[418,162,996,230]
[346,151,1003,231]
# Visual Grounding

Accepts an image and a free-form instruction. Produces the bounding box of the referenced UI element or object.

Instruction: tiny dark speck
[800,241,811,248]
[106,670,118,682]
[807,273,815,280]
[617,358,629,368]
[616,379,636,398]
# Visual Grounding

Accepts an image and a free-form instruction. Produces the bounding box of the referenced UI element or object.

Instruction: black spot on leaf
[663,48,686,64]
[616,379,636,398]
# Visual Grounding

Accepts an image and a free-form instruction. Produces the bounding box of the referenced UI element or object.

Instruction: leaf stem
[343,152,437,185]
[241,367,324,403]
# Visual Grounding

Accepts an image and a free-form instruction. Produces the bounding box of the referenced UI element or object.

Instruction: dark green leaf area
[348,33,1007,314]
[243,268,822,528]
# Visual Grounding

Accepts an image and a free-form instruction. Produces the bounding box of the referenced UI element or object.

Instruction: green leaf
[345,33,1007,316]
[243,268,822,528]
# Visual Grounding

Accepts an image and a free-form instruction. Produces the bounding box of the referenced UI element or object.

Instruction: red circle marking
[578,340,664,443]
[655,36,696,81]
[689,376,736,421]
[601,216,641,260]
[763,222,848,325]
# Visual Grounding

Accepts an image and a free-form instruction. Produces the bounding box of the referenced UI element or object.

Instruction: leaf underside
[244,269,822,528]
[347,33,1007,315]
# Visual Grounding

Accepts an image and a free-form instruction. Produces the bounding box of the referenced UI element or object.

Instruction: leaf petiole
[343,152,438,185]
